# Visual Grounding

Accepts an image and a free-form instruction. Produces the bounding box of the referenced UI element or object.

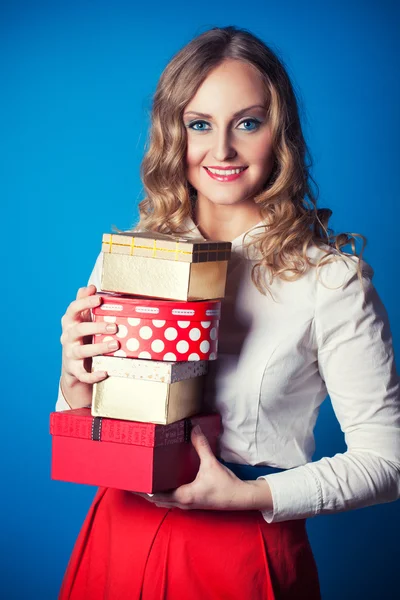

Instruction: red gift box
[93,294,221,362]
[50,408,221,493]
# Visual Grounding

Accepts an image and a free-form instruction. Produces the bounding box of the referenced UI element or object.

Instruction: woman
[57,26,400,599]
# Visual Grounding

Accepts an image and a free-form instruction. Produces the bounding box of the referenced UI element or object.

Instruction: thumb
[191,425,214,466]
[76,285,99,323]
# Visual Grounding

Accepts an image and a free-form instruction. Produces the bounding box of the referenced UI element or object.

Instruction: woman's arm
[56,253,107,411]
[258,257,400,522]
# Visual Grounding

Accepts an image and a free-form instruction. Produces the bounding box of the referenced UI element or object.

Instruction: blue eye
[237,118,261,131]
[186,117,261,132]
[187,120,211,131]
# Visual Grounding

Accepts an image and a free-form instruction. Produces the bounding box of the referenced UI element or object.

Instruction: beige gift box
[91,355,207,425]
[100,232,231,301]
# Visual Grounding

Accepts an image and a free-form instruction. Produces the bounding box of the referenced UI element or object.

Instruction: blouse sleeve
[55,252,104,411]
[259,256,400,522]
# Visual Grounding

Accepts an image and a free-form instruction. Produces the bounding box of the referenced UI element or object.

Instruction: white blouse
[56,218,400,523]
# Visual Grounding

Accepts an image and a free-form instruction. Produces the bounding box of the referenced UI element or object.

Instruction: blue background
[1,0,399,598]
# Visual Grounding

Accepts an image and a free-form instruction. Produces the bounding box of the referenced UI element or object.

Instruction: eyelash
[186,118,262,132]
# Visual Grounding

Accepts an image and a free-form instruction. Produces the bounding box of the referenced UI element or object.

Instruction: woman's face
[184,59,274,208]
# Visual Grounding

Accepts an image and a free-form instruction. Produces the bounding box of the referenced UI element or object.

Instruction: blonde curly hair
[135,26,365,294]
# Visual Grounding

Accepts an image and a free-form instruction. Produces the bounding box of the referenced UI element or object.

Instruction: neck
[193,196,263,242]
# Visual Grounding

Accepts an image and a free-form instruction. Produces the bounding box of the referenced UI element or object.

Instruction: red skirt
[59,487,321,599]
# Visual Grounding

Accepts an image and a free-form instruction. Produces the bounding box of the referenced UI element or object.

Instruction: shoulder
[308,246,385,345]
[306,244,374,291]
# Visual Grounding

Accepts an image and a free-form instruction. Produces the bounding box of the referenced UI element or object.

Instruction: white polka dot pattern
[104,316,117,323]
[127,317,141,326]
[93,313,219,361]
[152,319,166,328]
[200,340,210,353]
[189,328,201,341]
[151,339,165,353]
[116,324,128,338]
[126,338,140,351]
[139,326,153,340]
[165,327,178,341]
[176,340,189,354]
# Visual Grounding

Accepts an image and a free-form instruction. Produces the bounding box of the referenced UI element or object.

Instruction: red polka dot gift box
[100,231,231,301]
[91,355,207,424]
[50,408,221,493]
[93,293,221,362]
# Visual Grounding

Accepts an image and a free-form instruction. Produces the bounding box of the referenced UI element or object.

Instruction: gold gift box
[92,356,205,425]
[101,232,231,301]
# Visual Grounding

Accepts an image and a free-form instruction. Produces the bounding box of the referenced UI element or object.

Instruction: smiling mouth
[204,166,248,175]
[203,166,248,182]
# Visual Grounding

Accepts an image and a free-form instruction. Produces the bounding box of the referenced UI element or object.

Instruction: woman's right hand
[59,284,120,408]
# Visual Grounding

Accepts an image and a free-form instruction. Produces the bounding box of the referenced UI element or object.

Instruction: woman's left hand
[137,425,273,512]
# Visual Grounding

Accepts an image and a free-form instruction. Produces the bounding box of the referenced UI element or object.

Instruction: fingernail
[105,324,117,332]
[108,341,119,350]
[95,371,107,378]
[192,425,201,435]
[91,296,101,305]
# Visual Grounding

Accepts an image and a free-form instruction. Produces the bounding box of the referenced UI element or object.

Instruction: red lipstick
[203,166,248,182]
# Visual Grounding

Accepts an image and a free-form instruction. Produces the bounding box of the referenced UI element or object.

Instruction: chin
[207,197,243,207]
[195,187,251,206]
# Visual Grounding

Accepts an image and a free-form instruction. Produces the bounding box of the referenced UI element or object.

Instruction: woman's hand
[59,285,120,408]
[139,425,274,512]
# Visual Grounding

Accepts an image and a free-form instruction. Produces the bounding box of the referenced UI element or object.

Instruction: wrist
[245,479,273,512]
[60,372,92,409]
[60,370,74,390]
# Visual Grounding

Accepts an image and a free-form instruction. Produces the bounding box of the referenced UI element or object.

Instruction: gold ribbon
[103,232,230,261]
[104,235,193,260]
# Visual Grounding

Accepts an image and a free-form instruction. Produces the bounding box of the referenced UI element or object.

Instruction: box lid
[102,232,231,263]
[50,408,221,447]
[92,355,208,382]
[93,293,221,321]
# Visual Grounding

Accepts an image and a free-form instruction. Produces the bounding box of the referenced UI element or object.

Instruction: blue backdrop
[1,1,399,598]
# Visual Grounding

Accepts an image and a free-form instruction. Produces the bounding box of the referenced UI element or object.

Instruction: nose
[212,129,237,162]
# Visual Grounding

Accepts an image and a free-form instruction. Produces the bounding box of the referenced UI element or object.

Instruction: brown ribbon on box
[184,419,192,443]
[90,415,192,444]
[91,417,103,441]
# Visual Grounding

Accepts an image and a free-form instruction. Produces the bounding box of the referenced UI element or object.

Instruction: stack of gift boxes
[50,231,231,493]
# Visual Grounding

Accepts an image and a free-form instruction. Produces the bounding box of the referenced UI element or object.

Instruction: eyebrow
[183,104,266,119]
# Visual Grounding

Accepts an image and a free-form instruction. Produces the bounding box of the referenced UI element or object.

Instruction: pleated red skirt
[59,487,321,599]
